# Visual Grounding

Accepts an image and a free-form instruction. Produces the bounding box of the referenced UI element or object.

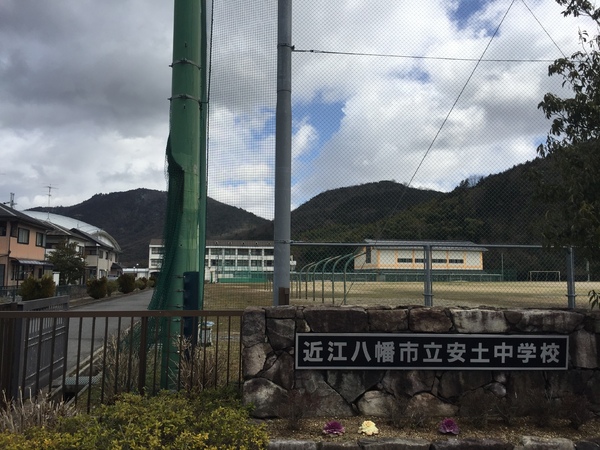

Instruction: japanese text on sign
[295,333,568,370]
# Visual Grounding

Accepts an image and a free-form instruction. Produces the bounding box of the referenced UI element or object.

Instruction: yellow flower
[358,420,379,436]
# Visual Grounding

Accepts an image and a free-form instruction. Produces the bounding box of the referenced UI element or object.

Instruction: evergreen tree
[47,240,87,285]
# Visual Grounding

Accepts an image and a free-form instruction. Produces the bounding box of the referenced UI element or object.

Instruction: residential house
[0,204,53,288]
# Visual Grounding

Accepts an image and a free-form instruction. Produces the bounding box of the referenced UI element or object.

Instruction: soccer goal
[528,270,561,282]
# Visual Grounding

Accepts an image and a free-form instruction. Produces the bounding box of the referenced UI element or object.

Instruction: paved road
[66,290,153,372]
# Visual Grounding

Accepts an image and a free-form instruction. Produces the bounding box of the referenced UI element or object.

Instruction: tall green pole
[198,0,208,310]
[159,0,204,387]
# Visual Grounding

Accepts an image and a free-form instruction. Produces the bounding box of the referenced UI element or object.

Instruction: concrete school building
[354,239,485,272]
[149,239,297,282]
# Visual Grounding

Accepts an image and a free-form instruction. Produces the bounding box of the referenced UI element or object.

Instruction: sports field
[203,280,596,310]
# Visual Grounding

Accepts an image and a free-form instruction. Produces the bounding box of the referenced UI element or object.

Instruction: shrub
[17,276,56,301]
[135,277,148,290]
[1,391,267,449]
[86,277,107,300]
[106,280,118,297]
[117,274,136,294]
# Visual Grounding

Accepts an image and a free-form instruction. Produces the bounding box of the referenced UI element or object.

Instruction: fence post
[566,246,576,309]
[424,245,433,306]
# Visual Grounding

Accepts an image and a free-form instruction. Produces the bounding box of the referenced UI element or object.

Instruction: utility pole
[273,0,292,306]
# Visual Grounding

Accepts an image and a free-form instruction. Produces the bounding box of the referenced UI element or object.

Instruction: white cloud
[0,0,593,222]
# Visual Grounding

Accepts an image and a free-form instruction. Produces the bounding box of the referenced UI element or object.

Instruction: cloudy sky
[0,0,593,219]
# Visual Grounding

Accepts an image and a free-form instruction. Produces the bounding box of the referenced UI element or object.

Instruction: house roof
[363,239,485,251]
[0,204,50,230]
[24,211,121,252]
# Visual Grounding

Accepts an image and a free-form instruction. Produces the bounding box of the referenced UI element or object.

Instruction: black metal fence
[0,308,244,412]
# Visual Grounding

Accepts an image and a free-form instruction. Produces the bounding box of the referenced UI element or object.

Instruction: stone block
[450,308,509,333]
[261,351,295,390]
[327,370,383,404]
[359,437,430,449]
[356,390,397,416]
[570,329,598,369]
[368,308,409,332]
[267,318,296,350]
[438,371,492,400]
[265,305,299,319]
[405,392,458,417]
[431,439,513,449]
[409,308,452,332]
[243,378,289,418]
[303,306,368,333]
[382,370,436,398]
[506,310,584,333]
[243,307,266,347]
[517,436,575,449]
[242,342,272,378]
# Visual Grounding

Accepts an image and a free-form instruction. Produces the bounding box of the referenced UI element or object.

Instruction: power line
[293,48,556,63]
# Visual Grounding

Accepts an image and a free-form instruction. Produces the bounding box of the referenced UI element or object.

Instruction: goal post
[528,270,561,282]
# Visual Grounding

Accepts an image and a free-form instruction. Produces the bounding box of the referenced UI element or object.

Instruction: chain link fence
[203,1,594,310]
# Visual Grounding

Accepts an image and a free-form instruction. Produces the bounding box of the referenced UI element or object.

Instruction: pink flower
[323,420,345,436]
[438,418,459,435]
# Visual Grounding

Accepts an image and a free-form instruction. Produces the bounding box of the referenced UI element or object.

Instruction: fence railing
[0,309,244,412]
[288,242,588,309]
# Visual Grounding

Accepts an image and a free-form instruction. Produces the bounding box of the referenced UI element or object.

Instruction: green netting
[149,136,184,311]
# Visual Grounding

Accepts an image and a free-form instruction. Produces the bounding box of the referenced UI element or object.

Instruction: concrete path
[65,290,153,373]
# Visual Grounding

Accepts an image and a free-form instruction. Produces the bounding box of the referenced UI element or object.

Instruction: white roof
[24,211,120,251]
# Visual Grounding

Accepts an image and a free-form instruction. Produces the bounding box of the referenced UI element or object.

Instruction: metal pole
[423,245,433,306]
[566,246,576,309]
[273,0,292,306]
[343,252,366,305]
[331,252,354,304]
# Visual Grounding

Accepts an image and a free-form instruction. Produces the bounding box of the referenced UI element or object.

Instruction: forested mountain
[29,157,553,267]
[30,189,270,265]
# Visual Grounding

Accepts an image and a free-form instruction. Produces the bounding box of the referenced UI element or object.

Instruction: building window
[36,232,45,247]
[151,247,164,254]
[210,259,221,266]
[432,258,447,264]
[251,260,262,267]
[224,259,235,267]
[264,260,274,267]
[264,249,274,256]
[10,223,18,238]
[415,258,424,263]
[224,248,236,256]
[0,221,6,236]
[237,260,249,267]
[17,228,30,244]
[449,259,464,264]
[210,248,223,255]
[88,249,97,256]
[98,250,104,259]
[150,259,162,268]
[365,247,372,264]
[251,249,262,256]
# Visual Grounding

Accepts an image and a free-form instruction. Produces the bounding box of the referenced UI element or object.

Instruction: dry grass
[202,280,594,310]
[0,390,77,433]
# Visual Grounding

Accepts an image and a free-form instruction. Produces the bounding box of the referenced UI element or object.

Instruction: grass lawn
[203,280,595,310]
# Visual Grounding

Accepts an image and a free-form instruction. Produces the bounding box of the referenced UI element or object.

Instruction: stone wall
[242,306,600,419]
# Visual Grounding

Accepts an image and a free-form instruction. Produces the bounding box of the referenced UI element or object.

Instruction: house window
[0,221,6,236]
[17,228,29,244]
[36,232,45,247]
[151,247,164,254]
[10,223,18,238]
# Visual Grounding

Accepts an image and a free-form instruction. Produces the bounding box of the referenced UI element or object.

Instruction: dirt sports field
[203,281,596,310]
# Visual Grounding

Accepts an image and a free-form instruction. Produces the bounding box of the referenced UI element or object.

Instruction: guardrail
[0,309,244,412]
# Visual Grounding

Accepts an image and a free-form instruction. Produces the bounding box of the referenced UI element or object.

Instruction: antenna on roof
[1,193,16,209]
[44,184,58,220]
